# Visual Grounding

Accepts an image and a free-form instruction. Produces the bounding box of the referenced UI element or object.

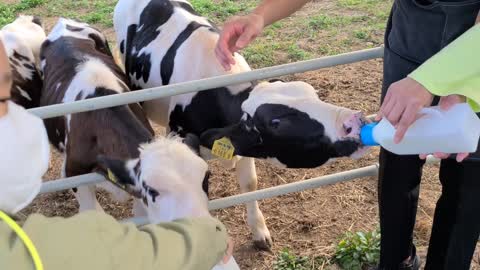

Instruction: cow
[40,18,155,213]
[99,135,240,270]
[0,15,46,108]
[113,0,368,250]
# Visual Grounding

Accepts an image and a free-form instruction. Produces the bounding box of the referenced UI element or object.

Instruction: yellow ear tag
[107,169,126,190]
[211,137,235,160]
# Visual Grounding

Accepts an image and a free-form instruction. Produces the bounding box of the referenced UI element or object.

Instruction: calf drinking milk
[114,0,368,249]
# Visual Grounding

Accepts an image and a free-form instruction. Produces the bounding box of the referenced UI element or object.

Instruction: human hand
[419,94,469,162]
[215,13,265,71]
[376,77,433,143]
[221,237,234,264]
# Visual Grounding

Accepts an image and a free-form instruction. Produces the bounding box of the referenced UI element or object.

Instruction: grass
[1,0,392,68]
[0,0,46,27]
[273,248,328,270]
[273,228,381,270]
[190,0,256,23]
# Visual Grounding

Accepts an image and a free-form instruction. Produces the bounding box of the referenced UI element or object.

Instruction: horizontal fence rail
[124,157,441,226]
[124,164,380,226]
[31,47,444,228]
[28,47,384,119]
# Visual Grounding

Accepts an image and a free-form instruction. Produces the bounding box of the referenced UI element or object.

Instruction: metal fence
[30,46,439,226]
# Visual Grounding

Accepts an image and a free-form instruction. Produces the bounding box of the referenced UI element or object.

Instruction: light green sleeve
[408,24,480,112]
[0,211,228,270]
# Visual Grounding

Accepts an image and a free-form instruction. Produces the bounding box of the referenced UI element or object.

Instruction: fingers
[216,17,248,71]
[386,103,405,126]
[439,96,455,111]
[457,153,469,162]
[439,95,466,111]
[222,237,234,264]
[215,43,233,71]
[376,91,392,121]
[433,152,450,159]
[235,24,258,49]
[394,104,420,144]
[216,25,238,71]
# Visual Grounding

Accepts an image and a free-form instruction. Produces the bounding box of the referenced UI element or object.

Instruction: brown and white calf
[100,135,240,270]
[40,18,155,212]
[0,15,45,108]
[114,0,368,249]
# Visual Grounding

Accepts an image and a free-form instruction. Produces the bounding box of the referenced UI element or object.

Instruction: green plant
[274,248,311,270]
[0,0,46,27]
[354,29,369,40]
[287,44,310,61]
[334,228,381,270]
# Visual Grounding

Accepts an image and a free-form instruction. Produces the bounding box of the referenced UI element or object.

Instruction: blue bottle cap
[360,122,379,146]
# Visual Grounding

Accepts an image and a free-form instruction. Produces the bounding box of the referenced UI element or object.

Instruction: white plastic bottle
[360,103,480,155]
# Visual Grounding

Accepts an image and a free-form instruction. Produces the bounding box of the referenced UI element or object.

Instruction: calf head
[201,81,369,168]
[98,135,211,224]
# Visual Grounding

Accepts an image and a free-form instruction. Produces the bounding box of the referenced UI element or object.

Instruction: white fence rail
[32,47,424,226]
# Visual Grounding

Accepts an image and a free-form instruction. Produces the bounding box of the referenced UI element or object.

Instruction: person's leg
[424,159,480,270]
[378,148,425,268]
[377,9,426,267]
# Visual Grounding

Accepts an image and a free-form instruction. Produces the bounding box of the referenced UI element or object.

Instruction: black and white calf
[100,135,240,270]
[0,15,45,108]
[40,18,155,212]
[114,0,368,249]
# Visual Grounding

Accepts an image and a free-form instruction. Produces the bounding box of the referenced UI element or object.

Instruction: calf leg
[74,186,103,212]
[235,157,272,250]
[65,159,103,212]
[133,198,147,217]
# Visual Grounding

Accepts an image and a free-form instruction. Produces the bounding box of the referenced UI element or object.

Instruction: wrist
[0,102,8,118]
[251,6,268,27]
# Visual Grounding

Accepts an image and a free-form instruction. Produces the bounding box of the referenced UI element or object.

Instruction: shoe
[369,246,420,270]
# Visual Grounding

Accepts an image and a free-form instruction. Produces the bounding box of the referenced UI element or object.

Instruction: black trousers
[379,1,480,269]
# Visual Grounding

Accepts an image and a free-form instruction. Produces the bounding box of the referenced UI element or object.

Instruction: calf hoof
[253,236,273,251]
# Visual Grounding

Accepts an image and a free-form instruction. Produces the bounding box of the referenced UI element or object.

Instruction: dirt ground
[21,58,480,269]
[17,2,480,270]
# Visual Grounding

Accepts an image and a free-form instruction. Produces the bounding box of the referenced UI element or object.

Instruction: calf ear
[32,16,43,27]
[97,155,136,186]
[183,133,201,155]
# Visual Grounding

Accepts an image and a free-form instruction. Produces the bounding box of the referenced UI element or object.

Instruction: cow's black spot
[202,170,210,197]
[119,40,125,54]
[66,25,84,32]
[88,33,112,56]
[97,156,135,186]
[13,50,30,61]
[161,21,209,85]
[169,86,252,137]
[9,52,42,108]
[201,104,361,168]
[10,58,20,66]
[124,0,176,84]
[23,63,35,70]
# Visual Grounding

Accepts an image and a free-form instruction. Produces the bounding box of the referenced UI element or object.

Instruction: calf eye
[271,119,281,128]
